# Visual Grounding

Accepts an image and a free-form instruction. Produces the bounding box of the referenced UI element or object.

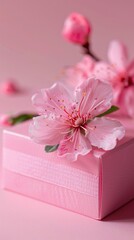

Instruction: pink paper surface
[101,139,134,218]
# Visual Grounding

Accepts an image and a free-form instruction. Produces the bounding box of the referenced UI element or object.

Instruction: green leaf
[96,105,119,118]
[45,144,59,153]
[11,113,38,125]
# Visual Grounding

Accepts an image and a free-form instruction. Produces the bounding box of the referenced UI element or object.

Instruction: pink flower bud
[0,114,12,126]
[0,80,18,95]
[62,12,91,45]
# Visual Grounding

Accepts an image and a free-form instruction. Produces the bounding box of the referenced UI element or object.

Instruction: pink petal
[76,78,113,118]
[125,87,134,118]
[61,56,94,90]
[91,148,105,159]
[61,66,87,89]
[76,55,95,75]
[29,115,67,145]
[112,85,123,103]
[108,40,128,73]
[127,60,134,79]
[88,117,125,150]
[93,62,118,84]
[117,87,134,118]
[58,129,92,161]
[32,82,72,116]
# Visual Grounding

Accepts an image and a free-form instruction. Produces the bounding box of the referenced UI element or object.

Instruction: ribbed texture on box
[3,170,99,219]
[3,148,99,197]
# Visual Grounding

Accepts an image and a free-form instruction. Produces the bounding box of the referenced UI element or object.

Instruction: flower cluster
[62,13,134,118]
[30,12,127,161]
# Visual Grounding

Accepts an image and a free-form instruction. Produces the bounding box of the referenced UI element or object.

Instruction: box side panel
[3,148,99,198]
[101,139,134,219]
[2,169,100,219]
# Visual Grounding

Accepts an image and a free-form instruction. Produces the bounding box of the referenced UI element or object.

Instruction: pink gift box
[1,118,134,220]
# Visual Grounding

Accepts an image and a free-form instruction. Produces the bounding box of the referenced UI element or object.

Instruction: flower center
[74,117,84,127]
[121,76,133,88]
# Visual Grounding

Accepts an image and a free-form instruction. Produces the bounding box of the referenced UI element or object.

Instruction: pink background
[0,0,134,239]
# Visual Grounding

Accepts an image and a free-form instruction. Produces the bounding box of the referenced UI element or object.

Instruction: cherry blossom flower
[62,12,91,45]
[94,40,134,117]
[30,78,125,161]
